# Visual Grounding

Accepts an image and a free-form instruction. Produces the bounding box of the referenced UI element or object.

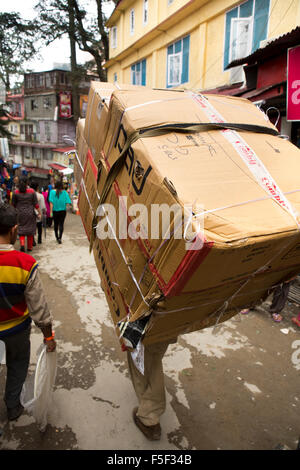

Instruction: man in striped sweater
[0,203,56,421]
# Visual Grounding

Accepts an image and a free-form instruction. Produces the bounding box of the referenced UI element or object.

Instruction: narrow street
[0,212,299,451]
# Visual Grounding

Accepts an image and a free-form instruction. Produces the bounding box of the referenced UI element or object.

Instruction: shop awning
[48,163,67,171]
[23,166,49,178]
[239,83,285,102]
[52,147,75,153]
[24,166,49,175]
[61,167,74,175]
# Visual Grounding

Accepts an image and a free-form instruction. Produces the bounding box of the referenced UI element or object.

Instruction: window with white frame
[168,53,182,87]
[166,36,190,88]
[130,9,135,35]
[143,0,148,25]
[131,60,146,86]
[229,17,253,63]
[224,0,270,69]
[111,26,117,49]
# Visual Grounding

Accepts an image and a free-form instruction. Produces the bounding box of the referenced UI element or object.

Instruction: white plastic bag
[131,340,145,375]
[22,344,57,431]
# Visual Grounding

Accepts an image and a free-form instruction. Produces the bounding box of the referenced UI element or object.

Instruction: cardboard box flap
[108,89,277,135]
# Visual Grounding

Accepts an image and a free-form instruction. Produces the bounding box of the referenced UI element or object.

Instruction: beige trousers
[127,340,172,426]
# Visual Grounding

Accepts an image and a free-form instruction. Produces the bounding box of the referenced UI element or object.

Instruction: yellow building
[105,0,300,91]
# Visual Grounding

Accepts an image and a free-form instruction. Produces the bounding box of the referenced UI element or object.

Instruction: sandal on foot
[272,313,283,322]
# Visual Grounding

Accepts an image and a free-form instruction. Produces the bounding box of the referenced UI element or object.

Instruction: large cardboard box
[78,86,300,347]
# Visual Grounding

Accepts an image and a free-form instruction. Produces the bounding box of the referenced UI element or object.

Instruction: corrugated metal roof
[226,26,300,69]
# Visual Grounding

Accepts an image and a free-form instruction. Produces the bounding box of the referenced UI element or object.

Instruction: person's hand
[44,338,56,352]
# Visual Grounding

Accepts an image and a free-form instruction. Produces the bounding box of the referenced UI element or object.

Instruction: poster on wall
[59,92,72,118]
[287,45,300,121]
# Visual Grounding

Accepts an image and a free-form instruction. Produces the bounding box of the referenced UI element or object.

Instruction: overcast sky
[1,0,115,74]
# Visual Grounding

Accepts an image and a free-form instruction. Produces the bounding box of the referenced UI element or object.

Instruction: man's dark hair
[0,203,18,235]
[31,181,39,191]
[19,177,28,193]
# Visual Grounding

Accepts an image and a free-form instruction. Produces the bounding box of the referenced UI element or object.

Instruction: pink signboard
[287,45,300,121]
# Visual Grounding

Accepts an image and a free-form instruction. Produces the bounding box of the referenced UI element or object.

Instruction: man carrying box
[0,203,56,421]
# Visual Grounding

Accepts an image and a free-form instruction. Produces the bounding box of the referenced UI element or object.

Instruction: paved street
[0,212,299,450]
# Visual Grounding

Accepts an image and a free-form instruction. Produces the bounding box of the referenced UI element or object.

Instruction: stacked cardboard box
[75,81,300,348]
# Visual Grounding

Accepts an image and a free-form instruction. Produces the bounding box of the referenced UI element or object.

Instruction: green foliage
[34,0,115,81]
[0,105,13,138]
[0,12,38,90]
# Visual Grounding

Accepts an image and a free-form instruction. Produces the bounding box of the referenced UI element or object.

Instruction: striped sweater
[0,247,38,337]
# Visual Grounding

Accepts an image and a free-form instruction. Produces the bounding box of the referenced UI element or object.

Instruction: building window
[143,0,148,25]
[35,74,44,88]
[9,124,18,135]
[45,73,51,88]
[114,73,118,83]
[24,147,31,159]
[26,75,35,89]
[10,145,16,156]
[167,35,190,88]
[111,26,117,49]
[44,149,53,161]
[131,59,146,86]
[224,0,270,69]
[44,97,52,109]
[9,102,21,118]
[44,121,51,142]
[31,99,38,111]
[130,9,135,35]
[168,0,175,5]
[33,148,41,160]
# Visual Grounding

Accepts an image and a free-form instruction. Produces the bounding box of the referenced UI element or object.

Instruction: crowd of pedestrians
[0,158,72,250]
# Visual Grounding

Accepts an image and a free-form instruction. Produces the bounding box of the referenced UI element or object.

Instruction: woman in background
[12,176,40,252]
[31,181,46,244]
[49,180,71,244]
